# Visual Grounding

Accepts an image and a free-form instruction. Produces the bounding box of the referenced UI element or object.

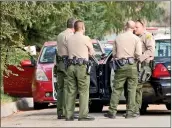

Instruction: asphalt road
[1,105,171,127]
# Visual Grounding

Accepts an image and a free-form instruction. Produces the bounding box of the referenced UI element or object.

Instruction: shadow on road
[102,110,171,116]
[23,106,170,117]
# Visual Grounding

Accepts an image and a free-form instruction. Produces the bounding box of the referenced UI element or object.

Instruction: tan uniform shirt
[138,31,155,62]
[113,31,142,59]
[67,32,95,61]
[57,28,73,56]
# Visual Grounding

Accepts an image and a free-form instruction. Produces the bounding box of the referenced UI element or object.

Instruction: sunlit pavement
[1,105,171,127]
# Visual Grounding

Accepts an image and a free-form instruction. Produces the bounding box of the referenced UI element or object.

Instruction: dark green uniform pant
[124,65,151,113]
[135,83,143,113]
[56,61,68,116]
[109,64,138,115]
[66,65,90,119]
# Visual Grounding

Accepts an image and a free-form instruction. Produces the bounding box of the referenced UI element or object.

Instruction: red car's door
[3,59,35,97]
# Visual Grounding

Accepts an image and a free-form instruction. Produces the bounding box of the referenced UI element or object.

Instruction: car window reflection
[39,46,56,63]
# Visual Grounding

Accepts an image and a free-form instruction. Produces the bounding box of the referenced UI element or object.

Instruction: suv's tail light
[152,63,170,78]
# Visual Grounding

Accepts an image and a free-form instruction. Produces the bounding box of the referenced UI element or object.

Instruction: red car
[3,41,57,109]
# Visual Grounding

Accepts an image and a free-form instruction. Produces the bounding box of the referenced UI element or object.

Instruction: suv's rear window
[155,39,171,57]
[39,46,56,63]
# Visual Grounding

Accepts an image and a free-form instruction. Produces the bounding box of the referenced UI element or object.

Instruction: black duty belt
[116,57,136,66]
[56,55,69,70]
[110,57,136,72]
[57,55,68,62]
[68,57,90,65]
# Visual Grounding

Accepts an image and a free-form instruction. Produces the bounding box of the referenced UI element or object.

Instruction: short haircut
[136,19,145,26]
[67,18,76,28]
[74,20,84,31]
[125,21,135,29]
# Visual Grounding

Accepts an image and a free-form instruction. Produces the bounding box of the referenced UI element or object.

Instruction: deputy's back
[67,32,93,61]
[65,20,95,121]
[115,31,141,59]
[57,29,73,56]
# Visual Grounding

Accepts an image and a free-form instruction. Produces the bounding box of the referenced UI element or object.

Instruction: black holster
[115,59,122,69]
[128,57,135,65]
[73,56,77,65]
[68,59,73,67]
[86,61,92,75]
[78,58,84,66]
[149,60,155,70]
[62,56,68,70]
[137,62,141,72]
[115,57,135,68]
[110,60,117,72]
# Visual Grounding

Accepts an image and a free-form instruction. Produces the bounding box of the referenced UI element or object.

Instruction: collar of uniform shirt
[126,30,133,34]
[66,28,74,33]
[139,31,146,37]
[74,31,83,35]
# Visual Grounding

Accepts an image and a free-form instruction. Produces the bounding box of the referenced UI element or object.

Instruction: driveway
[1,104,171,127]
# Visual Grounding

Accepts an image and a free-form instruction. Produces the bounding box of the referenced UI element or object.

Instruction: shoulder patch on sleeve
[146,34,152,39]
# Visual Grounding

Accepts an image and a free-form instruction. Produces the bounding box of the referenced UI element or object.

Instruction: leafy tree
[0,1,165,80]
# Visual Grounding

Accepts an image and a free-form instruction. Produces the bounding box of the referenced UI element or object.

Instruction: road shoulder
[1,98,33,118]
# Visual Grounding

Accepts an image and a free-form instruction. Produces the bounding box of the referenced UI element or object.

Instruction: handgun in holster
[149,60,155,70]
[115,59,122,69]
[117,59,125,66]
[128,57,135,65]
[110,60,117,72]
[73,56,77,65]
[55,52,59,64]
[62,56,68,70]
[86,61,92,75]
[68,59,73,67]
[137,62,141,72]
[78,58,84,66]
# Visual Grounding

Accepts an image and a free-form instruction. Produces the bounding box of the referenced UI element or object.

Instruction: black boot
[57,115,66,119]
[123,113,127,117]
[104,112,116,119]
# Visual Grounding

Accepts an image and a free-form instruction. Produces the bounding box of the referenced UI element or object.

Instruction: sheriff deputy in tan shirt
[131,19,155,116]
[104,21,142,119]
[65,20,95,121]
[56,18,76,119]
[67,26,94,60]
[112,27,142,59]
[135,20,155,63]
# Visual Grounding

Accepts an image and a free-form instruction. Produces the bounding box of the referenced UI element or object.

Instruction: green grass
[1,88,17,105]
